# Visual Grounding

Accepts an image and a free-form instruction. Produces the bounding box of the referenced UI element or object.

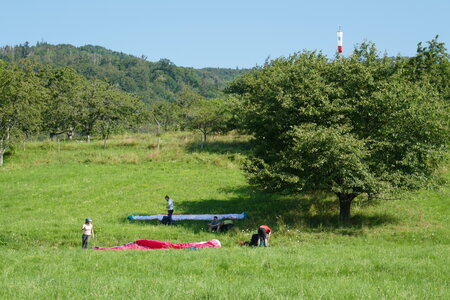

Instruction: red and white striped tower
[337,27,343,54]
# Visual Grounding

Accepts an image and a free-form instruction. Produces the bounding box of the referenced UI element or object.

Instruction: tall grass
[0,132,448,299]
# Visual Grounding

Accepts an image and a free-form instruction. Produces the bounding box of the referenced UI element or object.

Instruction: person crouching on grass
[243,225,272,247]
[82,218,94,249]
[258,224,271,247]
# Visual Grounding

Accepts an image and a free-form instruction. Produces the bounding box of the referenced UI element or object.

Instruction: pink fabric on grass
[93,239,221,250]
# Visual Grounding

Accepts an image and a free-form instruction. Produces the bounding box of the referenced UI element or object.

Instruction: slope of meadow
[0,133,448,299]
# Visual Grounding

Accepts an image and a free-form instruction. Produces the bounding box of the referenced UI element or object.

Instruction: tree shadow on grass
[126,186,399,236]
[185,140,252,155]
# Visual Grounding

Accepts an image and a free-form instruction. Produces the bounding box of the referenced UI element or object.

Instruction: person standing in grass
[258,224,272,247]
[165,195,174,225]
[82,218,94,249]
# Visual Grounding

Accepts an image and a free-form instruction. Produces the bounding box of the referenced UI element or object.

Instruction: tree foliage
[0,42,248,104]
[41,67,87,139]
[150,101,181,133]
[0,60,45,166]
[227,40,449,221]
[94,84,147,149]
[186,98,232,142]
[0,59,149,164]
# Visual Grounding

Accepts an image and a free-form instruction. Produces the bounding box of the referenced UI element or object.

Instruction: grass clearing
[0,132,449,299]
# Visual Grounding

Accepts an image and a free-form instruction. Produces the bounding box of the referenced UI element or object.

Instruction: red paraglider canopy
[93,239,221,250]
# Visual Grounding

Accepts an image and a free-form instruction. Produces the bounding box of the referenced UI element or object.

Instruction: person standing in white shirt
[82,218,94,249]
[165,195,174,225]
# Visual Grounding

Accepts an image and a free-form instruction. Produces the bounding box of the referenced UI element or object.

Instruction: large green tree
[0,60,45,166]
[150,101,181,134]
[186,98,232,143]
[41,67,87,140]
[227,42,449,222]
[94,85,147,150]
[77,79,109,143]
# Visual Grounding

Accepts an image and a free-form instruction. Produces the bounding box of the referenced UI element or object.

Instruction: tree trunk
[337,193,357,222]
[87,135,91,143]
[157,137,160,151]
[58,137,61,153]
[1,131,9,166]
[203,131,207,143]
[103,138,107,150]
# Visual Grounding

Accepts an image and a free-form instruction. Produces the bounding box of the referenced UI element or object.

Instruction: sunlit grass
[0,132,448,299]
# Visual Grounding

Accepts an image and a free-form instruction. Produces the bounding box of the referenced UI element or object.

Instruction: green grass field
[0,133,449,299]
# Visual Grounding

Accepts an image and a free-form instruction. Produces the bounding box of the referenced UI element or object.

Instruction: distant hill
[0,42,249,103]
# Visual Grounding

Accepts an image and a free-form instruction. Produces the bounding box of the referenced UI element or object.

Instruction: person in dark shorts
[164,195,174,225]
[248,233,259,246]
[245,225,272,247]
[258,225,272,247]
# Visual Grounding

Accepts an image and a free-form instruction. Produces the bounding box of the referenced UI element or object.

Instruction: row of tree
[226,37,450,221]
[0,59,240,166]
[0,60,149,165]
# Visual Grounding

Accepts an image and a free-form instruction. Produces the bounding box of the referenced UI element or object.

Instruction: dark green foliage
[0,42,248,103]
[150,101,181,132]
[227,40,449,221]
[0,58,149,163]
[186,98,233,142]
[404,36,450,100]
[0,59,46,165]
[41,67,87,138]
[93,83,148,149]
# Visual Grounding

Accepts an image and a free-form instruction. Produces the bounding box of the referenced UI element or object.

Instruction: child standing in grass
[82,218,94,249]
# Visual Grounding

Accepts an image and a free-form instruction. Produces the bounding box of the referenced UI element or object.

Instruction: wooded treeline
[0,42,248,104]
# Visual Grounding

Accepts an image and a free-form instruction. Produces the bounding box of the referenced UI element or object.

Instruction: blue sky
[1,0,449,68]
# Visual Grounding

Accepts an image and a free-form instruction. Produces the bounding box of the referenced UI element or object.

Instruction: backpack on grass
[161,216,169,225]
[249,234,259,246]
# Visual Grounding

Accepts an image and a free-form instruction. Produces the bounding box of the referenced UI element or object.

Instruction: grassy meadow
[0,132,449,299]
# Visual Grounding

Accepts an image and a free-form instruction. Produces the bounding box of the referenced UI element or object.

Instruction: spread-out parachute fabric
[94,239,221,250]
[128,212,248,221]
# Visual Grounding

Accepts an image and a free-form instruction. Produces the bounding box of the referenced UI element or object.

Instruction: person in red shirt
[258,225,271,247]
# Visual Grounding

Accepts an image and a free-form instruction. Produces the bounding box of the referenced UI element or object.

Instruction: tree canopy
[227,40,449,222]
[0,60,47,165]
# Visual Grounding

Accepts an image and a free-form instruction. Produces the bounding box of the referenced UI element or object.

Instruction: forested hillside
[0,42,248,103]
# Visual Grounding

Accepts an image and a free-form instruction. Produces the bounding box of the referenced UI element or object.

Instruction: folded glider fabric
[128,212,248,221]
[93,239,221,250]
